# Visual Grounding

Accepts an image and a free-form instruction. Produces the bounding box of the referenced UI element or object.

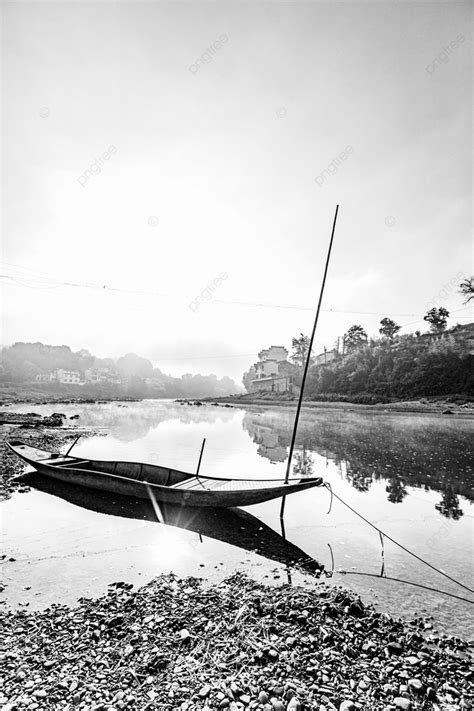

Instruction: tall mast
[280,205,339,518]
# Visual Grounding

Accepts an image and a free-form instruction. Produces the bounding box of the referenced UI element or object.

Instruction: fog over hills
[0,342,242,399]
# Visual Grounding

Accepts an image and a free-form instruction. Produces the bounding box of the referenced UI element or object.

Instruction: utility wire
[2,263,471,320]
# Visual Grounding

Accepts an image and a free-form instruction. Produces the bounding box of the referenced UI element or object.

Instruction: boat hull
[7,441,323,508]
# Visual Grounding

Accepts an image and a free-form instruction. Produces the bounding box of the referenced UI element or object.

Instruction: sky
[1,1,472,383]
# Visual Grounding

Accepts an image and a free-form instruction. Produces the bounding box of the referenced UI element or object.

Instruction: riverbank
[0,573,471,711]
[203,394,474,416]
[0,419,105,501]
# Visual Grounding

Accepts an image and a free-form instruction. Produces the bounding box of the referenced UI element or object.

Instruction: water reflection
[242,409,474,516]
[20,472,325,578]
[435,486,464,520]
[292,450,314,478]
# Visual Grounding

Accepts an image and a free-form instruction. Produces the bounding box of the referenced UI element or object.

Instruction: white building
[35,373,54,382]
[53,369,82,384]
[247,345,296,393]
[84,368,121,384]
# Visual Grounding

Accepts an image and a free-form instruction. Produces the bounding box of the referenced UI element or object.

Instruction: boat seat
[60,460,90,468]
[39,456,76,465]
[172,477,209,490]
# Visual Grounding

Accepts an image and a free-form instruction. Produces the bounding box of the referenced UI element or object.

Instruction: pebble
[287,699,301,711]
[407,679,423,693]
[0,573,471,711]
[339,702,356,711]
[386,642,403,655]
[271,699,285,711]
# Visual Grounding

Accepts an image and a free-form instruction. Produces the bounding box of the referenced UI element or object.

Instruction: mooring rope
[338,570,473,604]
[323,482,473,594]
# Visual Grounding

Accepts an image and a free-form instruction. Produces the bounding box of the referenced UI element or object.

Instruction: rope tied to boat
[322,482,473,595]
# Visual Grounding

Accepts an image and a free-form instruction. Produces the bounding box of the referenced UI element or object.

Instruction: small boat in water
[7,441,323,508]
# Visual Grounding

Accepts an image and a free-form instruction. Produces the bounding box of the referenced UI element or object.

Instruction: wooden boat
[19,470,325,577]
[7,440,323,508]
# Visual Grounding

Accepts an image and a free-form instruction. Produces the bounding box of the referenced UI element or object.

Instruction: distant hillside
[305,323,474,403]
[0,342,240,400]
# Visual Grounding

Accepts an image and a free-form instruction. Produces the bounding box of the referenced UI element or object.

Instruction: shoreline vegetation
[240,323,473,407]
[1,323,472,409]
[1,394,474,417]
[0,344,240,401]
[202,393,474,415]
[1,573,472,711]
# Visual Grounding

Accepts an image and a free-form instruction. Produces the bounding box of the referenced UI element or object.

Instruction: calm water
[2,400,473,637]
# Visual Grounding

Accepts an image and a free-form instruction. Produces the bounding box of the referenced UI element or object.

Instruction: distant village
[35,367,121,386]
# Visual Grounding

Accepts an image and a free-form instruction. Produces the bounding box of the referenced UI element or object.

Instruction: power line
[2,263,471,320]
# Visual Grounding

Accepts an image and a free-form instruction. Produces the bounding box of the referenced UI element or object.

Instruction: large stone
[271,700,285,711]
[393,699,411,710]
[386,642,403,655]
[339,702,356,711]
[408,679,423,693]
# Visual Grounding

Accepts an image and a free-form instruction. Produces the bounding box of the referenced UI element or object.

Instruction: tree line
[290,280,474,402]
[0,343,238,399]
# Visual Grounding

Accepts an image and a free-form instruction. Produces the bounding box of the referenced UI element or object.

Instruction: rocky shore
[0,420,104,501]
[0,574,472,711]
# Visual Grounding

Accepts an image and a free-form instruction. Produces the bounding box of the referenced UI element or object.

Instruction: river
[2,400,473,637]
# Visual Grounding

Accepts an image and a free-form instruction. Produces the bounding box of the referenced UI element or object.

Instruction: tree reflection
[435,487,464,520]
[345,462,372,492]
[385,478,408,503]
[241,409,472,514]
[293,450,314,478]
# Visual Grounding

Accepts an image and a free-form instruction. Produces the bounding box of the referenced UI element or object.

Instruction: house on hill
[244,345,297,393]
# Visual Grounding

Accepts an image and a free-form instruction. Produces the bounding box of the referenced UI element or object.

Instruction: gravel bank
[0,424,104,502]
[1,573,472,711]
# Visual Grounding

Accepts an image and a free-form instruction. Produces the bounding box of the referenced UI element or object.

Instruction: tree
[116,353,153,380]
[343,325,368,353]
[291,333,310,368]
[423,307,449,334]
[242,366,256,393]
[459,276,474,303]
[379,317,401,340]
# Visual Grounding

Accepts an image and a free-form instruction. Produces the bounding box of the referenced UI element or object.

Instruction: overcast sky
[2,1,472,382]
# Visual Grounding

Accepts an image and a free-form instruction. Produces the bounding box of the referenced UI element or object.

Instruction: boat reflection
[20,472,325,577]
